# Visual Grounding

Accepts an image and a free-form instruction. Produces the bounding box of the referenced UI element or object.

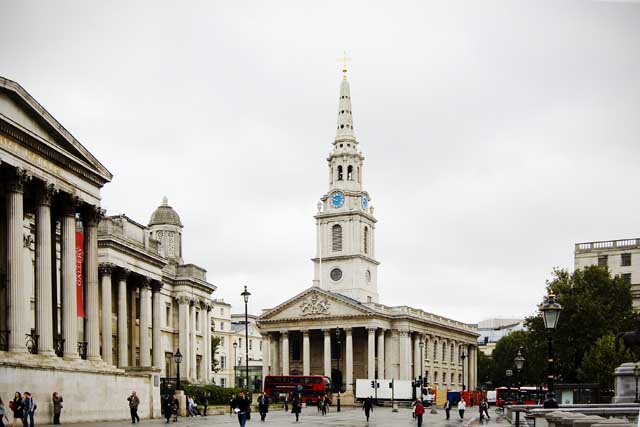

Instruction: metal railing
[77,341,88,360]
[25,333,39,354]
[54,336,64,357]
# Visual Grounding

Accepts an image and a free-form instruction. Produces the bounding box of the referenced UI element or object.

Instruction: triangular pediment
[0,77,112,183]
[258,287,377,322]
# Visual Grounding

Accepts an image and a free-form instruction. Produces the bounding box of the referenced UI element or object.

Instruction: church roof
[149,196,183,227]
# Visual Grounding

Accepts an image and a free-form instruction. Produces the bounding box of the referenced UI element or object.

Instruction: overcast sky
[2,1,639,324]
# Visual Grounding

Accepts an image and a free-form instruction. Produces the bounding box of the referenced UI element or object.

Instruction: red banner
[76,231,85,318]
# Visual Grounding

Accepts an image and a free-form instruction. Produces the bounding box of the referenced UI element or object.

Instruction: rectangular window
[196,310,200,331]
[239,338,242,347]
[598,255,608,267]
[249,339,253,350]
[220,336,225,346]
[259,340,262,351]
[220,378,226,387]
[220,322,224,331]
[165,305,171,327]
[622,253,632,267]
[622,273,632,284]
[220,355,226,369]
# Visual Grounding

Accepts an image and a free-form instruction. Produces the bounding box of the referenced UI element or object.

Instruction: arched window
[442,342,446,361]
[337,165,343,181]
[363,226,369,254]
[433,341,438,360]
[347,165,353,180]
[434,371,438,383]
[451,373,455,384]
[332,224,343,252]
[451,343,454,362]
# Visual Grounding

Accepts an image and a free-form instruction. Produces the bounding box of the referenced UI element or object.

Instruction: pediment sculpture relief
[300,293,330,316]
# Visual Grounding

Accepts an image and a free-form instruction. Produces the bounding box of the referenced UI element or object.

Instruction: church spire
[335,75,356,142]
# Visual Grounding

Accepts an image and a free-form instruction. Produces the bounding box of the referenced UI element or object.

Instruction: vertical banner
[75,230,85,318]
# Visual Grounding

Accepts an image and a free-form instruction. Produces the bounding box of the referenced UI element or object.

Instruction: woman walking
[458,398,466,419]
[52,392,63,425]
[10,392,22,427]
[291,394,301,422]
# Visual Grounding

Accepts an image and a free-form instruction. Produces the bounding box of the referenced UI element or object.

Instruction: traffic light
[370,380,375,388]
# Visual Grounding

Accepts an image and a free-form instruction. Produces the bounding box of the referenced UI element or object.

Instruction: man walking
[362,396,374,422]
[444,399,451,420]
[127,391,140,424]
[22,392,36,427]
[257,393,269,422]
[232,391,251,427]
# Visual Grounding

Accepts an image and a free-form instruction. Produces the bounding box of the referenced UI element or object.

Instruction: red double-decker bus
[264,375,332,404]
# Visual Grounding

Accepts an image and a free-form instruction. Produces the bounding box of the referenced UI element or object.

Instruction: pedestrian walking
[458,398,466,419]
[415,400,425,427]
[0,398,9,427]
[482,399,490,420]
[291,394,302,422]
[22,392,35,427]
[444,399,451,420]
[202,394,209,417]
[229,395,235,416]
[171,395,178,423]
[362,396,374,422]
[127,391,140,424]
[543,393,559,409]
[257,393,269,422]
[232,391,251,427]
[321,395,328,416]
[316,395,322,413]
[52,392,63,425]
[284,393,290,412]
[163,396,172,424]
[10,392,23,427]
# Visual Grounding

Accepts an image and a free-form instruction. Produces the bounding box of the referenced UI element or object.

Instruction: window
[433,341,437,360]
[220,322,224,331]
[337,165,343,181]
[451,373,455,384]
[332,224,343,252]
[598,255,608,267]
[459,374,462,384]
[196,310,200,331]
[249,339,253,350]
[434,371,438,383]
[425,370,429,383]
[259,340,262,351]
[622,273,632,284]
[220,378,226,387]
[220,355,226,369]
[363,226,369,254]
[165,305,171,327]
[239,338,242,347]
[442,342,446,361]
[347,165,353,180]
[451,344,454,362]
[622,253,632,267]
[220,307,224,316]
[220,336,224,346]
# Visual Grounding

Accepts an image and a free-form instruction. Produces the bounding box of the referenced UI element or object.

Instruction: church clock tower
[312,67,380,303]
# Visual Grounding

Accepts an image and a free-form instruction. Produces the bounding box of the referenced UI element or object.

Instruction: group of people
[315,394,330,416]
[0,392,62,427]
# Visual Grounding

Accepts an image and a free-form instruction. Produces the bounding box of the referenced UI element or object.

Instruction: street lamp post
[419,339,424,401]
[233,341,238,387]
[335,327,342,412]
[634,364,640,403]
[461,351,467,392]
[241,286,251,392]
[174,349,183,391]
[539,291,562,397]
[514,347,525,404]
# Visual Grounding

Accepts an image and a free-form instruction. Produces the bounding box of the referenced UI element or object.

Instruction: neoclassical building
[0,76,215,423]
[257,70,479,401]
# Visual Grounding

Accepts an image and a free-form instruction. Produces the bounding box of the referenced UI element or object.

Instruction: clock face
[361,195,369,210]
[331,191,345,208]
[330,268,343,282]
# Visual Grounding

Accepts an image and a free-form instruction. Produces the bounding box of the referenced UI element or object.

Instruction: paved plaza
[36,406,508,427]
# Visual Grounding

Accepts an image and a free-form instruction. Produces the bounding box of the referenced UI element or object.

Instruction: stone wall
[0,361,161,424]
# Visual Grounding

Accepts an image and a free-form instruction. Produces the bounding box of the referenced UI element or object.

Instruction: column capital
[6,167,31,193]
[117,267,131,281]
[138,276,151,290]
[176,294,191,305]
[344,327,353,335]
[59,193,81,217]
[83,204,105,227]
[323,328,332,336]
[398,329,410,337]
[35,182,58,206]
[366,326,377,332]
[98,262,115,277]
[280,330,289,338]
[151,280,163,293]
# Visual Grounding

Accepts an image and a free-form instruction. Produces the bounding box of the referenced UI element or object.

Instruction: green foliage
[524,266,634,384]
[579,333,633,390]
[211,336,221,374]
[182,384,248,405]
[477,351,495,388]
[490,331,545,387]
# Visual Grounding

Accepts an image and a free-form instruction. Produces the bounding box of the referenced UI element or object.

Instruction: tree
[477,351,496,389]
[211,336,222,374]
[525,266,634,384]
[579,333,633,391]
[490,331,545,387]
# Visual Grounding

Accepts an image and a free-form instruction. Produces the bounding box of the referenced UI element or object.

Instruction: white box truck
[355,379,417,401]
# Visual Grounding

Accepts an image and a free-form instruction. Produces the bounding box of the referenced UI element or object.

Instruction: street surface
[38,406,509,427]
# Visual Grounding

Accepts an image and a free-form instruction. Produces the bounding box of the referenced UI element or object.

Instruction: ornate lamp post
[634,363,640,403]
[539,291,562,396]
[514,347,525,403]
[174,349,183,391]
[241,285,251,391]
[335,327,342,412]
[461,351,467,391]
[233,341,238,387]
[419,339,424,401]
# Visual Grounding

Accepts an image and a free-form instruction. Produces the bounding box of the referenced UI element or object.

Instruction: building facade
[476,318,525,356]
[231,313,263,389]
[257,70,479,402]
[210,298,234,387]
[575,238,640,308]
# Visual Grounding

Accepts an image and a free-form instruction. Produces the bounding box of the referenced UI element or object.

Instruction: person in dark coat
[444,399,451,420]
[11,392,23,427]
[202,394,209,417]
[543,393,559,409]
[257,393,269,422]
[52,392,63,425]
[291,394,302,422]
[171,395,179,423]
[163,396,172,424]
[22,392,35,427]
[362,396,374,422]
[232,391,251,427]
[127,391,141,423]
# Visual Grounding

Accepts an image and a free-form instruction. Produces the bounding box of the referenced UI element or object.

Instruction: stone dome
[148,197,183,227]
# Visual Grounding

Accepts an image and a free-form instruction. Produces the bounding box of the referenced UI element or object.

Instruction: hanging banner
[76,230,85,318]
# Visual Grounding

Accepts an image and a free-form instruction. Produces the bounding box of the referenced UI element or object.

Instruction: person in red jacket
[414,400,425,427]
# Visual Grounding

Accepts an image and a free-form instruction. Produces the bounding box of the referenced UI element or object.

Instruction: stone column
[61,197,79,360]
[84,206,102,361]
[34,182,57,356]
[117,268,130,367]
[413,333,421,379]
[323,329,331,377]
[399,330,410,380]
[139,278,152,367]
[177,296,190,379]
[129,286,137,366]
[6,168,29,353]
[470,346,477,391]
[345,328,353,391]
[282,331,290,376]
[302,330,310,376]
[377,329,385,378]
[271,334,279,376]
[190,301,197,381]
[203,304,211,382]
[367,327,376,379]
[99,263,114,365]
[152,282,163,373]
[263,333,271,384]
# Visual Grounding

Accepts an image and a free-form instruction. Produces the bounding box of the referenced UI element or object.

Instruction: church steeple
[335,75,356,143]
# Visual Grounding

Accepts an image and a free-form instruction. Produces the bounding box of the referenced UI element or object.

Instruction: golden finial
[338,51,351,79]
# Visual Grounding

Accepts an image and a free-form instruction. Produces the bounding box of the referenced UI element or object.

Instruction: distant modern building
[476,318,525,356]
[575,238,640,308]
[231,313,263,390]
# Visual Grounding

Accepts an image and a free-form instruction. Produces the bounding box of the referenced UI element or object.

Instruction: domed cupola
[148,196,184,263]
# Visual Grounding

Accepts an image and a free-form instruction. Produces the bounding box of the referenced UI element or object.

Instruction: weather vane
[338,50,351,79]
